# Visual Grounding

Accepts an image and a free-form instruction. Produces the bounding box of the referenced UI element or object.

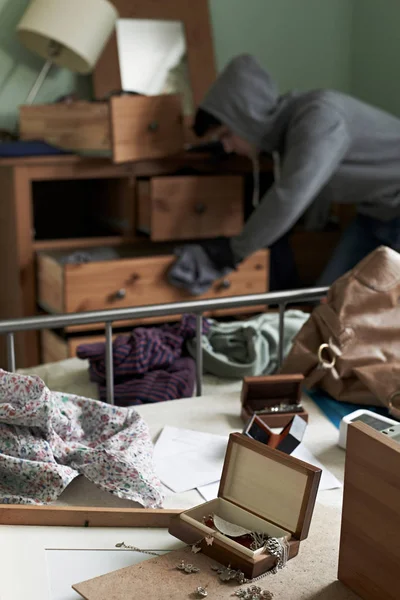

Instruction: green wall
[209,0,353,94]
[352,0,400,116]
[2,0,397,132]
[0,0,354,131]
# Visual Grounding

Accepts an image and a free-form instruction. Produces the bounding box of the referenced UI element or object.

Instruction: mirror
[116,18,193,115]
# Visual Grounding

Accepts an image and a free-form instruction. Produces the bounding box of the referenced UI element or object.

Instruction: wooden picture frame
[0,504,180,527]
[1,519,183,600]
[93,0,217,110]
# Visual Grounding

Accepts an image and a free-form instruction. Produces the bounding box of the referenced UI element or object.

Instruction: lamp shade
[17,0,119,74]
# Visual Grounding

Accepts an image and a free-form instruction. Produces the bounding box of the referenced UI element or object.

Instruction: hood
[200,54,291,150]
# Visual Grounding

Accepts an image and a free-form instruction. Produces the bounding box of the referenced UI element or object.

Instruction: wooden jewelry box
[241,374,308,428]
[169,432,321,579]
[243,414,307,455]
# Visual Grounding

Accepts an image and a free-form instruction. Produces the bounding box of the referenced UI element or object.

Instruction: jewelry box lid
[218,433,321,540]
[241,374,304,404]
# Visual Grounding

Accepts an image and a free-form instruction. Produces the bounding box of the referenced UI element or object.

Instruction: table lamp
[17,0,119,104]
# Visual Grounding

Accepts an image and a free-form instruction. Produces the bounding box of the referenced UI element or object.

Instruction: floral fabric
[0,370,164,507]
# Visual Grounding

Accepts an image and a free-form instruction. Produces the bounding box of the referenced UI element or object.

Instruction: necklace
[116,540,278,599]
[115,542,166,556]
[116,534,288,575]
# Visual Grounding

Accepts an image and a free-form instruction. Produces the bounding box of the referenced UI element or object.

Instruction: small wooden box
[136,175,244,241]
[241,374,308,428]
[338,422,400,599]
[19,95,184,163]
[243,414,307,455]
[169,432,321,579]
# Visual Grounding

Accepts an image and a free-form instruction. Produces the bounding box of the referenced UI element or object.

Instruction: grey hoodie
[201,54,400,261]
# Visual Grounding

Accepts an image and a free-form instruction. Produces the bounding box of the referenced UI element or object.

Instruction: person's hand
[168,244,233,296]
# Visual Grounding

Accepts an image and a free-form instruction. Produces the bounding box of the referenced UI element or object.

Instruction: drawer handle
[114,288,127,300]
[148,121,159,132]
[194,203,207,215]
[127,273,140,285]
[216,279,231,291]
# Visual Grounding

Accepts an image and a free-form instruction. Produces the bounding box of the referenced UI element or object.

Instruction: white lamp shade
[17,0,119,74]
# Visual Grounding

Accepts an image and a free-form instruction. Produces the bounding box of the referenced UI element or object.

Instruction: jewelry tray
[169,433,321,579]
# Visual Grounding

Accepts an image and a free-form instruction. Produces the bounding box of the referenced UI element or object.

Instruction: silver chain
[115,542,164,556]
[116,535,288,582]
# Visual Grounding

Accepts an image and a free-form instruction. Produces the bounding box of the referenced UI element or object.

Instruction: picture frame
[1,520,183,600]
[0,504,180,528]
[93,0,216,108]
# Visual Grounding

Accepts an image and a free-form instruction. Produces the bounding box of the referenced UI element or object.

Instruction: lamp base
[25,58,53,104]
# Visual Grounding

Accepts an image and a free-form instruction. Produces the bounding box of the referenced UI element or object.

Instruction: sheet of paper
[46,549,158,600]
[291,445,342,490]
[196,444,342,500]
[197,480,220,501]
[153,426,228,493]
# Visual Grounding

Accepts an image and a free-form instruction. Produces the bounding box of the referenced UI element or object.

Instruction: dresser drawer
[19,95,184,163]
[137,176,244,241]
[41,329,116,363]
[37,248,269,315]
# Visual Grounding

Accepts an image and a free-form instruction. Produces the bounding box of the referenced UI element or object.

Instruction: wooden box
[243,414,307,455]
[338,422,400,599]
[241,374,308,428]
[19,95,184,163]
[136,175,244,241]
[169,432,321,579]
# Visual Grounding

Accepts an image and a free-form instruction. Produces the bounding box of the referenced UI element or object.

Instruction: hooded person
[168,54,400,295]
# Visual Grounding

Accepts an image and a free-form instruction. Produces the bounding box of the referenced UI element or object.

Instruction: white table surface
[56,390,345,510]
[0,390,355,600]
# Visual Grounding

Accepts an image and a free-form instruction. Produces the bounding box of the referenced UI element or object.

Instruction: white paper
[197,480,220,501]
[196,444,341,501]
[291,445,342,491]
[153,426,228,493]
[46,549,159,600]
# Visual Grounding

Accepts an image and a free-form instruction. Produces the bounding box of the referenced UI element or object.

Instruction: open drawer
[19,95,184,163]
[137,175,244,241]
[37,247,270,315]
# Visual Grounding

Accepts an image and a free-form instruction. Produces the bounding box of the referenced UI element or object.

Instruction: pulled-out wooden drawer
[19,95,184,163]
[37,248,269,316]
[137,176,244,241]
[41,330,114,363]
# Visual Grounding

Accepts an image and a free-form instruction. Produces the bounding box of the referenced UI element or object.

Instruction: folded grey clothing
[168,244,233,295]
[187,310,310,378]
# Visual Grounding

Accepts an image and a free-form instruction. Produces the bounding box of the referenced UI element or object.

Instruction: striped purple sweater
[77,315,210,405]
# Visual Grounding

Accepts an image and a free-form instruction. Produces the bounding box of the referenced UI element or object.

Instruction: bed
[0,286,327,401]
[1,287,362,600]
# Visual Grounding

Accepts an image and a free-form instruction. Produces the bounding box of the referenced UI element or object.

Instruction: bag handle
[317,342,337,369]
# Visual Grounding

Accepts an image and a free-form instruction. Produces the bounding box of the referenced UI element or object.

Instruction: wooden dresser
[0,152,273,368]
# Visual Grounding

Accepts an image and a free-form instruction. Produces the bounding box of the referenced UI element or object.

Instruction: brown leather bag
[281,246,400,419]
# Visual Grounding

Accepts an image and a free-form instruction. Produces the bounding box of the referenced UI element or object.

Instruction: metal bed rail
[0,287,328,404]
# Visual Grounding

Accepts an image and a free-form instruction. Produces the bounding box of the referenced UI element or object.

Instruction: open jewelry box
[243,414,307,455]
[169,433,321,579]
[241,374,308,428]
